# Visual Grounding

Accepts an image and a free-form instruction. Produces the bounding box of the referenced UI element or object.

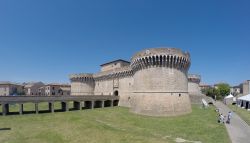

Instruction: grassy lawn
[0,105,230,143]
[228,104,250,126]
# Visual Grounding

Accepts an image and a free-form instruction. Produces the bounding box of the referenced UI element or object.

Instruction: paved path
[214,101,250,143]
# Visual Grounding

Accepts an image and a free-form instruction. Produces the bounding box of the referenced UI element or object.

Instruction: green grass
[228,104,250,126]
[0,104,230,143]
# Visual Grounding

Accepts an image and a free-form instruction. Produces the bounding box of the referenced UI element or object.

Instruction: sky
[0,0,249,85]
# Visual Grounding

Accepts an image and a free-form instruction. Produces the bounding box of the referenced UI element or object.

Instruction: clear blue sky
[0,0,249,85]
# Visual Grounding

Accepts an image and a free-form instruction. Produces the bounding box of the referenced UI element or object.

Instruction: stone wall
[133,68,188,92]
[131,93,191,116]
[188,82,201,95]
[117,76,133,107]
[243,80,250,95]
[71,81,95,95]
[131,67,191,116]
[94,79,113,95]
[130,48,191,116]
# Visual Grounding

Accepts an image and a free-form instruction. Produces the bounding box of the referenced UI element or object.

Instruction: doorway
[113,90,119,96]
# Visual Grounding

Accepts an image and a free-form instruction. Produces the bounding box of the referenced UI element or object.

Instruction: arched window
[114,90,119,96]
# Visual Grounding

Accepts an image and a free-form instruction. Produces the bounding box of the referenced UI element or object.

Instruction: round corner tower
[130,48,192,116]
[69,73,95,95]
[188,74,201,95]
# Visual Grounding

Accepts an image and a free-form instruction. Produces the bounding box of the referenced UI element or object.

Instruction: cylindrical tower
[130,48,192,116]
[188,74,201,95]
[69,73,95,96]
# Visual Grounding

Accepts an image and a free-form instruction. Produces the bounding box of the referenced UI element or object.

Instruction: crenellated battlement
[94,66,133,81]
[188,74,201,83]
[131,48,190,72]
[69,73,94,82]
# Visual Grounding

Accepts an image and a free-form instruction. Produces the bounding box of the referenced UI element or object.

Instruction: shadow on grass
[0,128,11,131]
[0,108,93,116]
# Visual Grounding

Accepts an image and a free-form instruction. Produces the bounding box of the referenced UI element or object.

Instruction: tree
[202,87,218,99]
[216,83,230,99]
[202,83,230,100]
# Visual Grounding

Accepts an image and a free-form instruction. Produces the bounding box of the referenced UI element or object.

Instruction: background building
[243,80,250,95]
[188,74,201,95]
[199,83,212,91]
[45,83,70,96]
[230,86,241,96]
[24,82,44,96]
[0,81,24,96]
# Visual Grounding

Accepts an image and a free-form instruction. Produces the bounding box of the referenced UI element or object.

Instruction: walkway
[214,101,250,143]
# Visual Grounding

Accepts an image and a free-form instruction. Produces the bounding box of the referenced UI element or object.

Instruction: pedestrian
[227,111,232,124]
[217,113,221,123]
[215,108,219,113]
[220,114,225,123]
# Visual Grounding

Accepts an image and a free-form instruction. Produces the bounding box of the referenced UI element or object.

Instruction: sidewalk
[214,101,250,143]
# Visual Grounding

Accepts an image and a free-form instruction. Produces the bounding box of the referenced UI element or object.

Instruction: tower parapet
[94,66,133,81]
[188,74,201,95]
[130,48,192,116]
[188,74,201,83]
[69,73,95,95]
[131,48,190,72]
[70,73,94,82]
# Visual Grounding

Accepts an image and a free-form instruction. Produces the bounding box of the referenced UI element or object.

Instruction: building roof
[224,94,234,99]
[100,59,130,67]
[238,94,250,102]
[24,82,44,88]
[60,87,71,91]
[199,83,211,87]
[0,81,23,86]
[46,83,70,86]
[232,85,241,88]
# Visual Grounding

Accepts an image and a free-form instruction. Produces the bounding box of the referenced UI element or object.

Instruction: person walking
[221,114,225,123]
[227,111,232,124]
[219,113,225,123]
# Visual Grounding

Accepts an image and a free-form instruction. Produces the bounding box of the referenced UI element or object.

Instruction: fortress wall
[130,93,191,116]
[131,67,191,116]
[71,81,95,95]
[118,76,134,107]
[188,82,201,95]
[130,48,192,116]
[94,79,113,95]
[133,68,188,92]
